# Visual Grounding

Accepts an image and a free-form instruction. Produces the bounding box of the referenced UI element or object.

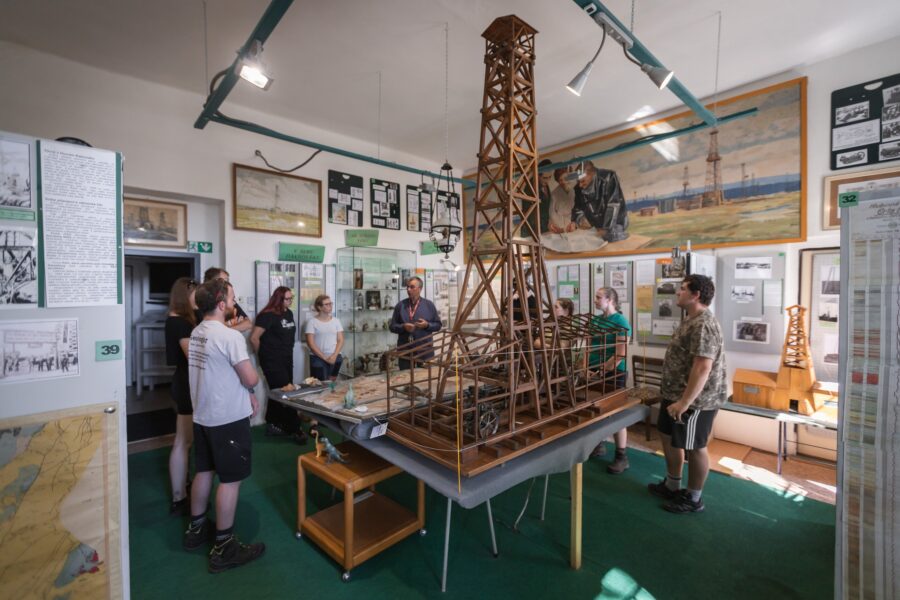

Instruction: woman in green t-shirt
[589,287,632,474]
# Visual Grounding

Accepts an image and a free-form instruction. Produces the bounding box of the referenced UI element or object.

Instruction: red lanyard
[407,299,420,321]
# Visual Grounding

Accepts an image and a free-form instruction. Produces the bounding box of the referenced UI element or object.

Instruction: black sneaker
[208,536,266,574]
[265,424,287,437]
[183,519,213,551]
[647,480,680,501]
[170,497,189,517]
[606,453,629,474]
[664,491,705,514]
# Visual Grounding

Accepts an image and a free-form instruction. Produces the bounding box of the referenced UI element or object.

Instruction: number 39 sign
[95,340,123,362]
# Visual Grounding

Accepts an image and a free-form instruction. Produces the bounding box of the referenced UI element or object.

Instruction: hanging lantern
[430,161,462,259]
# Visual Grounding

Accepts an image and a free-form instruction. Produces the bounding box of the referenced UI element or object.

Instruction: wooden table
[297,441,425,581]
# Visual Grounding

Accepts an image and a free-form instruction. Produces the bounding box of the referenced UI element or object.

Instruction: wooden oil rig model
[732,305,838,415]
[384,15,635,477]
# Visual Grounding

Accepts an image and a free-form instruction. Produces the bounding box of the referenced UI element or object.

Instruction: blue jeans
[309,354,343,381]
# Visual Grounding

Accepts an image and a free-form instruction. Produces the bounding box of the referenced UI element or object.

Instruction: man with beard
[571,161,630,243]
[184,278,265,572]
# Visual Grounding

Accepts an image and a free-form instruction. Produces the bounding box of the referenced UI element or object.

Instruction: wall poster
[464,78,807,261]
[370,179,400,230]
[406,185,432,232]
[327,170,364,227]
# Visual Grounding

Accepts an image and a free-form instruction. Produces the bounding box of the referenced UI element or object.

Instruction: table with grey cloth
[277,392,647,590]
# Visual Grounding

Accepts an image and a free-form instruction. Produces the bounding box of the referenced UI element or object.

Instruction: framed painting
[463,77,807,260]
[823,165,900,230]
[233,164,322,237]
[123,197,187,248]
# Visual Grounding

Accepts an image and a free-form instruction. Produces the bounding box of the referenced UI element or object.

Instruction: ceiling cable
[202,0,209,95]
[443,22,450,162]
[630,0,636,32]
[377,70,382,160]
[713,11,722,118]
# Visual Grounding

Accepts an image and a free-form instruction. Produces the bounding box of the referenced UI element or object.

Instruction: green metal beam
[194,0,294,129]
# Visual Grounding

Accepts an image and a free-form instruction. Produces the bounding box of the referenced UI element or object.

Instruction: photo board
[719,253,786,354]
[327,170,364,226]
[406,185,431,232]
[370,179,400,230]
[831,71,900,169]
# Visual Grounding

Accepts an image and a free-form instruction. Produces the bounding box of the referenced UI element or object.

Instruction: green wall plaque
[278,243,326,262]
[345,229,379,247]
[95,340,124,362]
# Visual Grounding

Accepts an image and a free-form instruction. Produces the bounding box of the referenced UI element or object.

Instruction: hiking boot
[265,423,287,437]
[647,480,680,501]
[183,519,213,551]
[606,453,629,474]
[589,443,606,459]
[208,536,266,574]
[663,491,705,514]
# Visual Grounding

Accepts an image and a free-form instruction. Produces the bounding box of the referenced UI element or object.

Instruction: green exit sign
[188,241,213,253]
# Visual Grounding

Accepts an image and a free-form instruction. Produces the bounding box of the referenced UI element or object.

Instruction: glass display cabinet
[335,246,416,377]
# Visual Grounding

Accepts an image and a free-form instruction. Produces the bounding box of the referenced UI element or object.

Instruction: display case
[335,247,416,377]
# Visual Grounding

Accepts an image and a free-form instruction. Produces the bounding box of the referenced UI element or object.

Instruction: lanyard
[407,298,420,321]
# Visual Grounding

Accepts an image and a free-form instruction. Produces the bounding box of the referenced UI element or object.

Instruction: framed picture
[823,165,900,230]
[464,77,807,260]
[798,247,840,383]
[233,164,322,237]
[123,197,187,248]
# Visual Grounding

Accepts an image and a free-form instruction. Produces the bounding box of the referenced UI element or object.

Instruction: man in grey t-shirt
[184,279,266,573]
[648,274,726,514]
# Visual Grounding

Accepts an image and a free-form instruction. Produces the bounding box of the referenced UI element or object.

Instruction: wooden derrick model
[733,305,838,415]
[384,15,634,477]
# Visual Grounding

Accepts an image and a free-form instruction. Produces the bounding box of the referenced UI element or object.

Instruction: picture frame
[233,164,322,237]
[798,247,840,382]
[464,77,807,261]
[822,165,900,230]
[123,197,187,248]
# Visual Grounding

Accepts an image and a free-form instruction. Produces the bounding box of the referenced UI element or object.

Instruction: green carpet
[128,427,835,599]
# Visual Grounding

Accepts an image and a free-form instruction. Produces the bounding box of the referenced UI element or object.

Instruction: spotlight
[238,40,273,90]
[641,64,674,90]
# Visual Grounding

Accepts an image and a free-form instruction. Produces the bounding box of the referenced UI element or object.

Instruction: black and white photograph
[884,103,900,122]
[734,256,773,280]
[882,119,900,144]
[819,298,839,324]
[883,84,900,106]
[657,298,674,318]
[731,285,756,303]
[660,259,686,279]
[733,320,770,344]
[0,318,79,384]
[0,226,38,306]
[879,140,900,162]
[123,197,187,248]
[0,138,32,209]
[610,266,628,290]
[836,148,868,167]
[821,264,840,295]
[835,100,870,125]
[656,280,678,295]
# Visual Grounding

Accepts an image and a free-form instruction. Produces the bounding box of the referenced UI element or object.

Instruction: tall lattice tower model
[774,305,822,414]
[385,15,633,475]
[702,129,724,206]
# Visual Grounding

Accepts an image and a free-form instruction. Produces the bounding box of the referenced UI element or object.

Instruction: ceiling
[2,0,898,171]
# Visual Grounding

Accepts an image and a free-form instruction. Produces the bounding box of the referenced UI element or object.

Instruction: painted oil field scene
[233,164,322,237]
[463,78,805,259]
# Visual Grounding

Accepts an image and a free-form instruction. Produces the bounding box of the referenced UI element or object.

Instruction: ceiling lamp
[430,162,462,259]
[238,40,273,90]
[641,63,674,90]
[567,29,606,96]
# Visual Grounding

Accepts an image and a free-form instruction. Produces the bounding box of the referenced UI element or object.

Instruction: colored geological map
[0,412,113,599]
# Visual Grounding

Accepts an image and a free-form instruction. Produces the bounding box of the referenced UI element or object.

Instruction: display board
[0,130,127,599]
[555,263,590,314]
[589,260,633,334]
[837,182,900,598]
[831,71,900,169]
[799,248,840,383]
[254,260,335,324]
[406,185,431,232]
[327,170,364,226]
[369,179,400,230]
[718,253,786,355]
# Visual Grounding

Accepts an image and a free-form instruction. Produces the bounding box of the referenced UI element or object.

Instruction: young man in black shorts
[649,274,727,513]
[183,278,265,572]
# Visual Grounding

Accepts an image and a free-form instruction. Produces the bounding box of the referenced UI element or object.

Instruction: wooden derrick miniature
[384,15,634,477]
[732,305,838,415]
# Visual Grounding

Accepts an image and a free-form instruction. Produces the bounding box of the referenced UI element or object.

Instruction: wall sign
[277,242,325,263]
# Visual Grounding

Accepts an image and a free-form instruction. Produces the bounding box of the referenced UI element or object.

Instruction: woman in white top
[306,294,344,381]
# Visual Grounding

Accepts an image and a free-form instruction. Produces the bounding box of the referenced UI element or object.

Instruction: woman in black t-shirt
[164,276,197,515]
[250,286,306,443]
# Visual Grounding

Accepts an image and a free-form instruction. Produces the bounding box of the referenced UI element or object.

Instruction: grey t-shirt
[660,309,727,410]
[305,316,344,356]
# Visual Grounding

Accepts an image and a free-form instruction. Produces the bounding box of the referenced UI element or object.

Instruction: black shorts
[193,418,252,483]
[657,401,718,450]
[170,368,193,415]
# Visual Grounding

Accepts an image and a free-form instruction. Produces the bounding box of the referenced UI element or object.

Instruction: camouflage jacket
[660,309,727,410]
